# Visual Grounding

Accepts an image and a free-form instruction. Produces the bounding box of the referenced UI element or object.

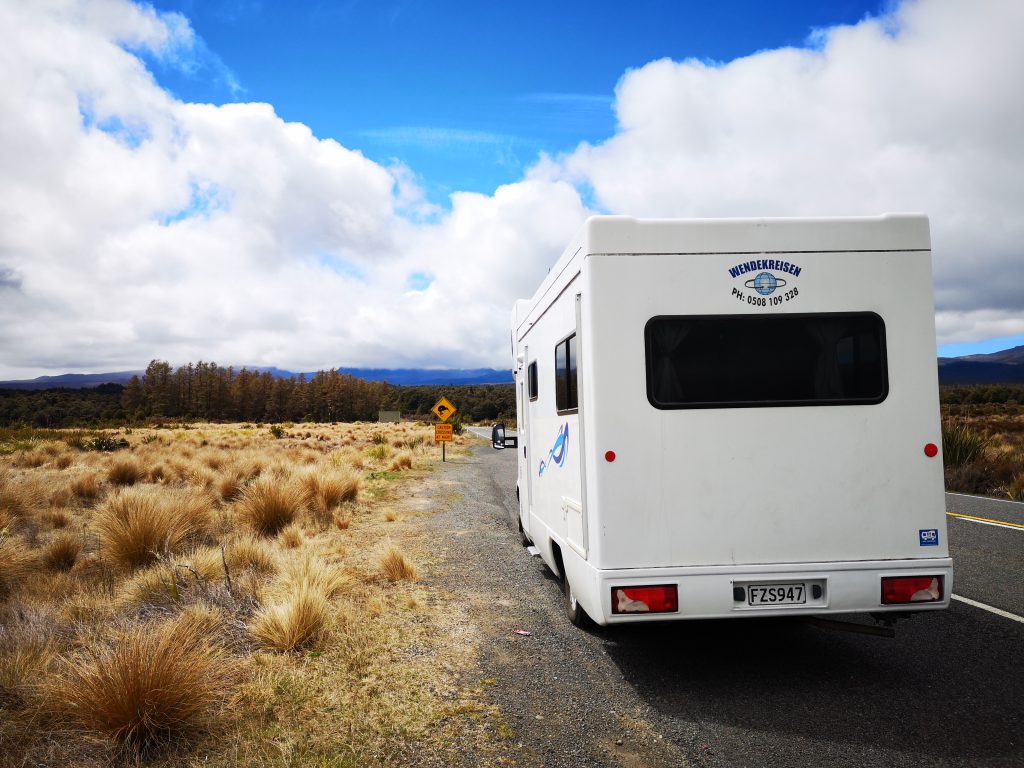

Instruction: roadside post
[431,397,456,462]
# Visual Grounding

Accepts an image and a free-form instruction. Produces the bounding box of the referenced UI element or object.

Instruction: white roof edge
[582,213,930,255]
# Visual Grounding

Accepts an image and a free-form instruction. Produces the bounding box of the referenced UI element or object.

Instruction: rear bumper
[581,558,953,625]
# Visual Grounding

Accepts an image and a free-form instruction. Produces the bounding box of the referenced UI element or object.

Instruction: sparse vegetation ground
[941,401,1024,499]
[0,421,505,766]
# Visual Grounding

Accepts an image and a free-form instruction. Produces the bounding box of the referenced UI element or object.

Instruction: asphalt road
[446,433,1024,767]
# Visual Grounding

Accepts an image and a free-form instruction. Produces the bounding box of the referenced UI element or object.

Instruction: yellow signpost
[431,397,457,461]
[431,397,457,422]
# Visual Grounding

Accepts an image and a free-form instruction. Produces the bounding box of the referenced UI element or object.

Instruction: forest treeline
[0,360,516,427]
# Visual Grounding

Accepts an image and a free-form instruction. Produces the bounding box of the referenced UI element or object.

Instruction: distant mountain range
[0,366,514,390]
[937,344,1024,385]
[2,346,1023,390]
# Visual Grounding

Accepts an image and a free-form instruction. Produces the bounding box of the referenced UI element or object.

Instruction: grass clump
[107,457,143,486]
[70,473,101,500]
[379,546,418,582]
[300,467,361,524]
[249,585,331,652]
[94,487,212,570]
[236,476,307,536]
[941,421,989,468]
[0,536,35,599]
[43,532,82,572]
[48,612,234,753]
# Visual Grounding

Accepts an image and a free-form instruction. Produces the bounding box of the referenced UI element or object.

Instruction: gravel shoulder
[420,440,687,767]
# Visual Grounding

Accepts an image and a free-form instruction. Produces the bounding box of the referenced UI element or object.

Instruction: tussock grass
[379,546,418,582]
[0,471,47,517]
[107,457,143,486]
[43,532,82,571]
[389,451,413,472]
[94,487,212,570]
[223,534,278,574]
[46,508,71,529]
[250,585,331,652]
[279,552,348,598]
[300,467,361,523]
[941,420,989,468]
[49,612,235,753]
[367,444,391,462]
[0,536,35,599]
[236,476,307,536]
[279,524,303,549]
[70,472,101,500]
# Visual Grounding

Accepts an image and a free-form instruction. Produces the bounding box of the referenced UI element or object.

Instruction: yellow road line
[946,511,1024,530]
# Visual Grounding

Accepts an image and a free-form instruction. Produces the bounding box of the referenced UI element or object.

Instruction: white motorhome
[510,215,952,627]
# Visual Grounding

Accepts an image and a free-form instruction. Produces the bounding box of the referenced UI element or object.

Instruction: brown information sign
[434,423,453,442]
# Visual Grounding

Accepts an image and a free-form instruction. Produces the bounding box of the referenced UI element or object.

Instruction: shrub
[250,585,331,652]
[236,477,307,536]
[269,424,285,440]
[88,435,130,452]
[107,457,143,486]
[379,546,417,582]
[941,421,989,468]
[43,533,82,571]
[49,613,234,753]
[94,487,212,570]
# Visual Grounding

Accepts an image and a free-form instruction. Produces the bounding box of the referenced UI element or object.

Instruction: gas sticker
[919,529,939,546]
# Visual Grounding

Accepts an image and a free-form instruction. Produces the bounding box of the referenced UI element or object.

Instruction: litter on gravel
[512,629,532,636]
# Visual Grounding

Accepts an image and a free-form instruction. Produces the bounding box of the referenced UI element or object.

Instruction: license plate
[748,583,806,606]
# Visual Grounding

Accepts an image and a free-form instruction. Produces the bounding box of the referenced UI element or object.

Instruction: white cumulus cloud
[0,0,1021,379]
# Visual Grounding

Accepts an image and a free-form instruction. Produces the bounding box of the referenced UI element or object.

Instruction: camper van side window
[555,334,578,413]
[528,361,538,401]
[645,312,888,409]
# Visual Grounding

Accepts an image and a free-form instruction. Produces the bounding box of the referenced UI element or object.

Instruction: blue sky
[2,0,1020,377]
[147,0,884,203]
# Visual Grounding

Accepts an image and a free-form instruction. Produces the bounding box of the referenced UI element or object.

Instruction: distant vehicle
[508,215,952,627]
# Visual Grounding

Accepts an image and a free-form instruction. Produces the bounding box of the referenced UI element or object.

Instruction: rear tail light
[881,576,943,604]
[611,585,678,614]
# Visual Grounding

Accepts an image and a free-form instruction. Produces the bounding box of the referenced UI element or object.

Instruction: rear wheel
[564,575,593,628]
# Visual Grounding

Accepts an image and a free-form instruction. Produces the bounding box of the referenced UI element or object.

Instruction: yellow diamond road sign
[431,397,456,422]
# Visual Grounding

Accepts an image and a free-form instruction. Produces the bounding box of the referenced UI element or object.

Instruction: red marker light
[605,451,616,462]
[924,443,938,457]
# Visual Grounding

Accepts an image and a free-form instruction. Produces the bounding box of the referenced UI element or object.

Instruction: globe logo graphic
[744,271,787,295]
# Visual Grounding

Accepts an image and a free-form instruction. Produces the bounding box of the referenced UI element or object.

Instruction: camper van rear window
[645,312,887,408]
[555,334,578,413]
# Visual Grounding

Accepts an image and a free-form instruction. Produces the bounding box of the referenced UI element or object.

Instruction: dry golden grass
[379,546,418,582]
[94,487,212,570]
[389,451,414,472]
[70,472,101,500]
[249,585,332,652]
[48,611,235,753]
[279,523,303,549]
[235,476,306,536]
[107,456,143,486]
[46,508,71,529]
[0,536,36,599]
[0,470,47,517]
[0,421,494,765]
[43,532,82,572]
